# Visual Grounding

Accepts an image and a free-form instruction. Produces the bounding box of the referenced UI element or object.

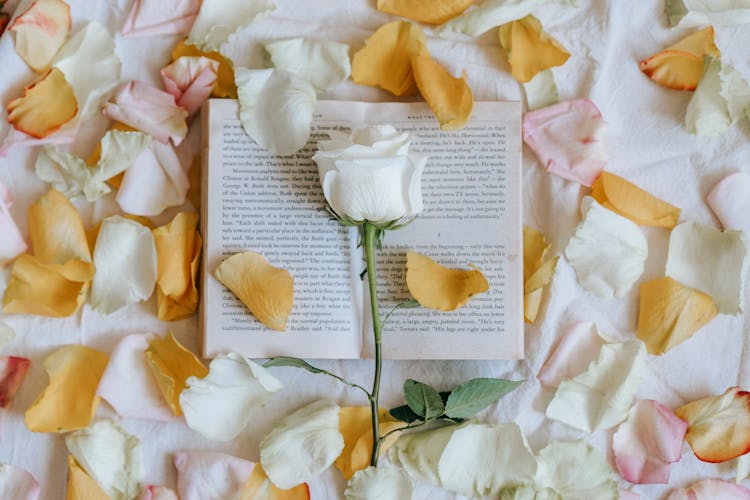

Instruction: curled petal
[161,56,218,116]
[376,0,473,24]
[497,15,570,83]
[171,39,236,98]
[591,172,681,228]
[25,345,108,433]
[675,387,750,463]
[535,440,618,499]
[667,0,750,28]
[666,479,750,499]
[537,322,607,388]
[66,455,109,500]
[406,251,489,311]
[174,451,254,500]
[9,0,71,72]
[345,465,413,500]
[336,407,402,480]
[523,99,608,186]
[389,424,458,486]
[639,27,720,90]
[0,181,27,265]
[239,464,310,499]
[0,356,31,408]
[187,0,274,51]
[6,67,77,139]
[613,400,688,484]
[265,38,351,93]
[0,463,40,500]
[214,251,294,331]
[122,0,201,37]
[707,172,750,234]
[523,226,556,323]
[438,0,578,37]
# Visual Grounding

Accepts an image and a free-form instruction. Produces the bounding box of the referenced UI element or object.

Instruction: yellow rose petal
[239,464,310,500]
[9,0,71,73]
[335,407,399,480]
[406,250,489,311]
[498,15,570,83]
[145,332,207,416]
[349,420,403,477]
[639,26,720,91]
[591,172,681,228]
[522,226,557,323]
[412,46,474,131]
[66,455,109,500]
[7,67,78,138]
[25,345,108,433]
[376,0,473,24]
[214,252,294,332]
[636,277,718,355]
[152,212,202,321]
[172,39,236,98]
[352,20,426,97]
[187,155,202,210]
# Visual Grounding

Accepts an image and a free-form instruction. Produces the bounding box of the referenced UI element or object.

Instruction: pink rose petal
[138,485,178,500]
[121,0,201,37]
[523,98,608,186]
[613,399,688,484]
[707,172,750,234]
[537,322,606,388]
[0,356,31,408]
[0,182,27,265]
[161,56,219,117]
[0,464,39,500]
[666,479,750,499]
[102,81,188,145]
[174,451,254,500]
[620,491,640,500]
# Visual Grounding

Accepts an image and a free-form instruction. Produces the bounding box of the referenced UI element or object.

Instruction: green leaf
[404,379,444,419]
[398,299,420,309]
[445,378,523,419]
[263,356,325,374]
[389,404,422,423]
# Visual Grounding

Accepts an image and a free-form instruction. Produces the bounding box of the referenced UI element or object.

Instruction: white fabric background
[0,0,749,498]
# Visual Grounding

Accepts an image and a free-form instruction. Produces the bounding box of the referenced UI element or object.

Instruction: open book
[200,99,522,360]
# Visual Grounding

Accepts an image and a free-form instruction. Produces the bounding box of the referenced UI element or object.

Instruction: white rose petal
[0,182,27,265]
[667,0,750,27]
[388,424,458,487]
[665,221,747,315]
[707,172,750,234]
[546,339,647,432]
[565,197,648,298]
[65,419,144,500]
[0,464,39,500]
[498,485,560,500]
[260,399,344,489]
[737,453,750,483]
[537,322,607,388]
[236,67,317,156]
[265,38,351,93]
[438,0,577,37]
[344,465,413,500]
[187,0,274,51]
[180,352,282,441]
[0,321,15,351]
[90,216,157,314]
[524,69,559,110]
[174,451,254,500]
[535,440,618,500]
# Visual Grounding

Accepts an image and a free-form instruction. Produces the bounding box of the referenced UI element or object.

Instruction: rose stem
[363,222,383,466]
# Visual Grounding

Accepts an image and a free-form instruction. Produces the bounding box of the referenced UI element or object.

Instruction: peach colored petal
[335,407,399,480]
[65,455,108,500]
[591,171,681,228]
[497,15,570,83]
[0,356,31,409]
[376,0,473,24]
[9,0,71,72]
[0,181,27,265]
[406,250,489,311]
[171,39,236,98]
[121,0,200,37]
[238,464,309,500]
[161,56,218,116]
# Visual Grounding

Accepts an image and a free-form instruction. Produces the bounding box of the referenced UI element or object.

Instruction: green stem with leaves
[363,222,383,466]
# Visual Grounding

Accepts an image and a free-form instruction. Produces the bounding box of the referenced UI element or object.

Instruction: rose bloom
[312,125,428,224]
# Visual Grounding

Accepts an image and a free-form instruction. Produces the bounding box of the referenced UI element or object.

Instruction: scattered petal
[239,464,310,500]
[235,68,316,155]
[498,15,569,83]
[97,334,175,421]
[214,251,294,331]
[564,197,648,298]
[524,69,559,110]
[535,440,618,499]
[498,485,559,499]
[523,99,608,186]
[546,339,647,432]
[351,20,425,97]
[639,27,720,91]
[412,45,474,130]
[161,56,218,116]
[0,463,40,500]
[737,453,750,484]
[171,39,237,98]
[174,451,253,500]
[25,345,108,433]
[349,420,403,478]
[707,171,750,234]
[260,399,344,489]
[0,181,27,265]
[376,0,473,24]
[65,419,144,500]
[537,322,607,388]
[591,171,681,228]
[9,0,70,72]
[389,424,458,486]
[665,221,747,315]
[0,356,31,409]
[138,485,178,500]
[666,478,750,499]
[345,465,413,500]
[336,407,401,480]
[637,277,717,355]
[187,0,274,51]
[523,226,557,323]
[122,0,201,37]
[6,67,77,139]
[667,0,750,28]
[613,400,688,484]
[66,455,109,500]
[0,321,15,350]
[152,212,201,321]
[406,250,489,311]
[675,387,750,463]
[438,0,578,37]
[145,332,208,416]
[265,38,351,93]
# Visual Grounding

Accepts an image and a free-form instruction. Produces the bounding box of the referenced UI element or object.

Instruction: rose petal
[65,419,144,499]
[376,0,473,24]
[345,465,413,500]
[535,440,618,499]
[612,400,688,484]
[121,0,201,37]
[9,0,70,72]
[406,250,489,311]
[667,0,750,28]
[0,321,15,351]
[97,334,175,422]
[546,339,647,432]
[138,485,178,500]
[180,352,282,441]
[336,407,401,480]
[187,0,274,51]
[349,420,403,478]
[0,464,39,500]
[235,68,316,156]
[523,99,608,186]
[66,455,108,500]
[498,485,559,499]
[497,15,569,83]
[523,226,556,323]
[537,322,607,388]
[144,332,208,416]
[152,212,201,321]
[675,387,750,463]
[214,251,294,331]
[636,277,718,355]
[438,0,578,37]
[240,464,310,500]
[389,424,457,487]
[6,67,77,139]
[591,171,681,228]
[161,56,218,116]
[265,38,351,93]
[25,345,108,433]
[351,21,425,97]
[665,221,747,315]
[707,171,750,234]
[666,479,750,499]
[737,453,750,484]
[260,399,344,489]
[174,451,254,500]
[639,27,720,91]
[0,181,27,265]
[171,39,237,98]
[524,69,560,110]
[0,356,31,409]
[564,197,648,298]
[102,81,188,145]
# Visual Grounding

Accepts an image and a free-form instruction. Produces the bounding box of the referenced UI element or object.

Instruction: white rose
[312,125,428,224]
